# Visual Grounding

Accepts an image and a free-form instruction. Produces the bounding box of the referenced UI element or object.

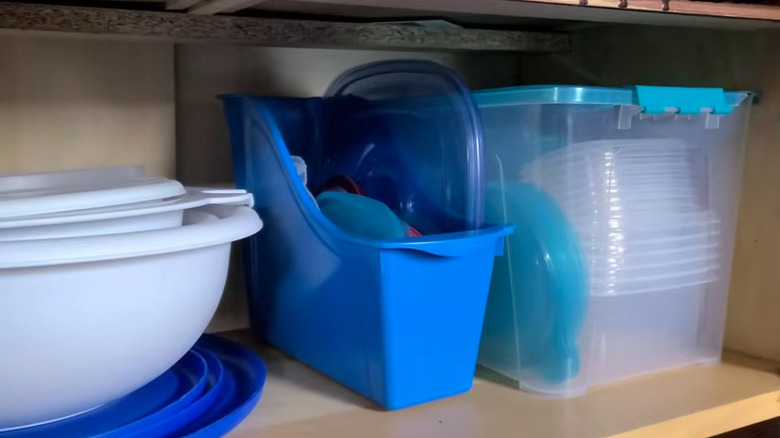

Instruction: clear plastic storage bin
[475,86,752,397]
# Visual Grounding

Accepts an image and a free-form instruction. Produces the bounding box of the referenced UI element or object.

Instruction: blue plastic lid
[0,336,267,438]
[321,60,485,234]
[178,335,267,438]
[119,347,228,438]
[1,351,208,438]
[474,85,750,115]
[104,335,265,438]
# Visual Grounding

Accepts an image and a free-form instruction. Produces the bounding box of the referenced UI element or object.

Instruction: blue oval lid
[321,60,485,234]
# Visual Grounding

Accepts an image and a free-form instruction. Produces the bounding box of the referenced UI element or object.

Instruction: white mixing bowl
[0,205,262,430]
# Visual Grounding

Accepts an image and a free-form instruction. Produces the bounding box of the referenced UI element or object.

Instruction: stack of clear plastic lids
[521,139,720,296]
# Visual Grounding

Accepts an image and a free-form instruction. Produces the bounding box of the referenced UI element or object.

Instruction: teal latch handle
[634,86,733,115]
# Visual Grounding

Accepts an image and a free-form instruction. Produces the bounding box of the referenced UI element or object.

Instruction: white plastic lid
[0,205,263,268]
[0,187,254,230]
[0,167,186,219]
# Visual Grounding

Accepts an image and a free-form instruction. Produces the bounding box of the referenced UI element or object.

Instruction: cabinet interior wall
[0,35,175,177]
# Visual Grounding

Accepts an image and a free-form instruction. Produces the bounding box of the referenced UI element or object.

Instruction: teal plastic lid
[474,85,750,115]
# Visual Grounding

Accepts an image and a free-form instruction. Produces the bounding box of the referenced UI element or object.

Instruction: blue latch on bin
[634,86,733,115]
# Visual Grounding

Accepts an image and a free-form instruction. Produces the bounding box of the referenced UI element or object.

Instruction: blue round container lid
[1,351,208,438]
[0,336,267,438]
[321,60,484,235]
[177,335,267,438]
[118,345,228,438]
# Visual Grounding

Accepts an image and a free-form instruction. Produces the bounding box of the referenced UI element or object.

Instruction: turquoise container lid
[485,181,588,385]
[316,191,407,240]
[473,85,750,115]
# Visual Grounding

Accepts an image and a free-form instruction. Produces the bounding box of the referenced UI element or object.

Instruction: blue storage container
[222,61,511,409]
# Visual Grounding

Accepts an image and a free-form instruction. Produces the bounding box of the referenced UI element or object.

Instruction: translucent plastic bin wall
[476,87,752,397]
[222,95,511,409]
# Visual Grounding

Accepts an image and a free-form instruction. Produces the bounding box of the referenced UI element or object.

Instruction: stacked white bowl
[0,167,262,431]
[521,139,719,296]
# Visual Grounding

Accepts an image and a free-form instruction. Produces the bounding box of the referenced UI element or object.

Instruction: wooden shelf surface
[238,0,780,29]
[528,0,780,21]
[0,1,569,52]
[221,330,780,438]
[154,0,780,29]
[5,0,780,46]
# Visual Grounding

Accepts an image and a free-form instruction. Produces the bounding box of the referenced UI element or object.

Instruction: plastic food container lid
[0,167,186,220]
[485,182,587,391]
[0,335,267,438]
[0,350,209,435]
[473,85,750,111]
[0,205,262,269]
[322,60,484,234]
[0,187,254,231]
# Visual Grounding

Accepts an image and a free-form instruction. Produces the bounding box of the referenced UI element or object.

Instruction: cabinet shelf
[218,330,780,438]
[222,0,780,29]
[237,0,780,29]
[0,2,569,52]
[3,0,778,55]
[83,0,780,29]
[528,0,780,22]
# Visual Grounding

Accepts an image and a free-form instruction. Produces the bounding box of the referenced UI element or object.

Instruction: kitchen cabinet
[1,1,779,436]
